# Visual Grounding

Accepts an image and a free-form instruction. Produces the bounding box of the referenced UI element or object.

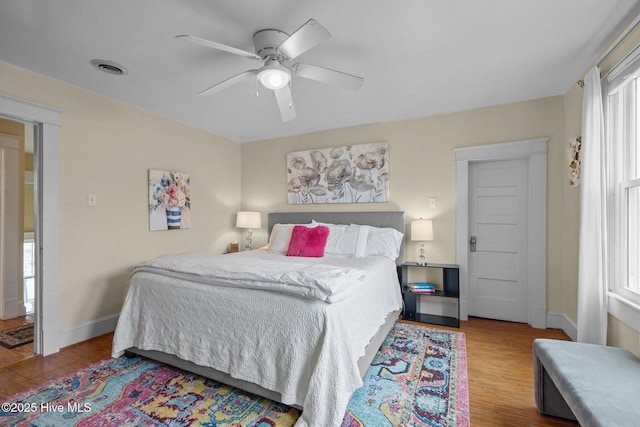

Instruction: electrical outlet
[88,193,97,206]
[429,197,437,208]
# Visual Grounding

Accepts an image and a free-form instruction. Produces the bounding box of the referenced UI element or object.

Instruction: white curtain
[577,65,608,345]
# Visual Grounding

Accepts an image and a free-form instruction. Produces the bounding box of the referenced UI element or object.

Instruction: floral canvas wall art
[287,142,389,204]
[148,169,191,231]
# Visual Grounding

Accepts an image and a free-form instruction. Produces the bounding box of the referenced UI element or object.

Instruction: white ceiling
[1,0,639,143]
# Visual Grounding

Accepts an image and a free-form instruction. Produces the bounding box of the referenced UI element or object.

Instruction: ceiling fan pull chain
[255,78,259,98]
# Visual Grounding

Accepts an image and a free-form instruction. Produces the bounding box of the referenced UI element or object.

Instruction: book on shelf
[408,282,435,289]
[411,288,436,294]
[408,282,437,294]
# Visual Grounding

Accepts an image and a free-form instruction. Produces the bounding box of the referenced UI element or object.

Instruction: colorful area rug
[0,322,468,426]
[0,325,33,349]
[343,322,469,426]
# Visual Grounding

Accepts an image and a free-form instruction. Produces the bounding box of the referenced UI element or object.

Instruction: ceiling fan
[176,18,364,122]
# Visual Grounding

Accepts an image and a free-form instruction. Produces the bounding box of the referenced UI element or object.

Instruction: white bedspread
[134,251,368,302]
[112,250,403,427]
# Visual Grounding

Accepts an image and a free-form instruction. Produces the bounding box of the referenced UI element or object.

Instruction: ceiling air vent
[90,59,128,75]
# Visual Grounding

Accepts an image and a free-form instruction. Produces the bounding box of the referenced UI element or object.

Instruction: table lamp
[236,211,261,250]
[411,218,433,266]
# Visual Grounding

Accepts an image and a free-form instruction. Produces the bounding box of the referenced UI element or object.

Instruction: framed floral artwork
[148,169,191,231]
[287,142,389,204]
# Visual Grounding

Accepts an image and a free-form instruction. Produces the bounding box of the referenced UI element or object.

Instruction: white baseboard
[546,312,577,341]
[58,313,119,349]
[1,298,21,320]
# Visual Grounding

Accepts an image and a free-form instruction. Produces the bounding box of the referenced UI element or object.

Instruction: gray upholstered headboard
[267,211,406,264]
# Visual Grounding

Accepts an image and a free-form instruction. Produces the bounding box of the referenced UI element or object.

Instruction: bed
[111,211,405,427]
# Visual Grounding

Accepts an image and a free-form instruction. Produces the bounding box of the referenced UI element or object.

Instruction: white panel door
[468,158,528,322]
[0,133,21,320]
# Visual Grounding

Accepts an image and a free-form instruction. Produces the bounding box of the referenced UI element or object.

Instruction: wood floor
[428,317,578,427]
[0,317,578,426]
[0,315,35,369]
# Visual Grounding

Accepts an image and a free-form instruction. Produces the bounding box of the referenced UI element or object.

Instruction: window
[23,236,35,314]
[605,47,640,304]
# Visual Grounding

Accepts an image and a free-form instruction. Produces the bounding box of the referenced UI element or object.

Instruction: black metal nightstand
[401,262,460,327]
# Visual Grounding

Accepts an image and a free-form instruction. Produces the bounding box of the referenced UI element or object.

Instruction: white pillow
[360,225,404,260]
[266,223,314,253]
[311,221,369,257]
[353,225,369,257]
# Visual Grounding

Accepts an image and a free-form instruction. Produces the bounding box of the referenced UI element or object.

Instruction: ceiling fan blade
[274,85,296,122]
[293,63,364,91]
[199,70,258,96]
[176,35,260,60]
[277,19,331,60]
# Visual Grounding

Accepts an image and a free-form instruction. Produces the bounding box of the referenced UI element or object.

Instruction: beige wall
[2,18,640,350]
[0,117,26,306]
[0,119,25,237]
[241,17,640,355]
[561,83,582,324]
[0,120,31,303]
[241,96,570,315]
[24,153,34,233]
[0,61,242,331]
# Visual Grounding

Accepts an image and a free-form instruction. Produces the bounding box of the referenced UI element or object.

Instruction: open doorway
[0,118,37,367]
[0,94,61,358]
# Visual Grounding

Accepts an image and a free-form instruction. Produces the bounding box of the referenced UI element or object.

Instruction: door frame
[0,93,61,355]
[455,138,547,328]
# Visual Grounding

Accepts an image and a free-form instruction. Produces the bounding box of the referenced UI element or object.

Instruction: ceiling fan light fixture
[258,63,291,90]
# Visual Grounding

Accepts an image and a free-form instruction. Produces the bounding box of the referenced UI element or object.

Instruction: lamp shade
[236,211,261,229]
[411,219,433,241]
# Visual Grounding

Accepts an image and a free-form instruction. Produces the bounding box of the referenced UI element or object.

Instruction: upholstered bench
[533,338,640,427]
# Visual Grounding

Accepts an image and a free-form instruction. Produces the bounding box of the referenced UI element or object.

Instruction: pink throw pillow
[286,225,330,257]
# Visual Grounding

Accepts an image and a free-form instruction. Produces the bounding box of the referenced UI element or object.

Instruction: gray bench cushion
[533,338,640,427]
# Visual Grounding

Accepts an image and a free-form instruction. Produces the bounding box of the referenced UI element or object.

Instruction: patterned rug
[343,323,469,427]
[0,325,34,349]
[0,323,468,427]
